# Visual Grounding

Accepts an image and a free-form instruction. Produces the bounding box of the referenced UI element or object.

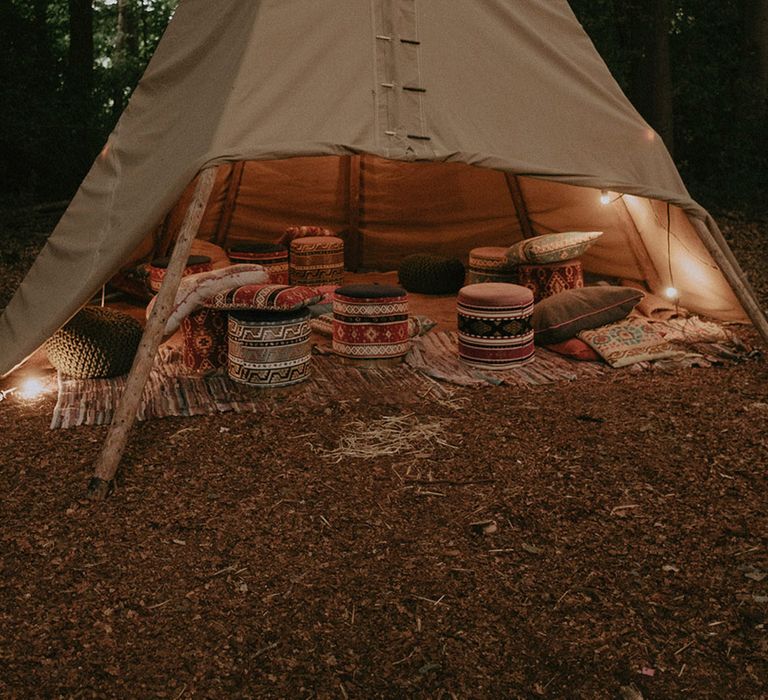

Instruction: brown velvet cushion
[532,286,644,345]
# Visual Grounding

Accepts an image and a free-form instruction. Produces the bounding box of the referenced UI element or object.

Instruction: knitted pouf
[227,309,312,387]
[332,283,410,362]
[457,283,535,369]
[148,255,212,292]
[468,247,518,284]
[44,306,143,378]
[289,236,344,286]
[518,260,584,302]
[397,254,466,295]
[181,308,228,374]
[227,243,289,284]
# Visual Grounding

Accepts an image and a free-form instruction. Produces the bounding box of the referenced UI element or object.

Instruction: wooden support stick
[87,165,219,499]
[504,173,535,240]
[692,215,768,345]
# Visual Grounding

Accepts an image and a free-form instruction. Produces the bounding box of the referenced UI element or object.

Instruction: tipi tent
[1,0,766,379]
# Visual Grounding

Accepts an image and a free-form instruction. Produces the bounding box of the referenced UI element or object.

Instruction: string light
[18,377,47,400]
[599,190,611,205]
[664,287,680,301]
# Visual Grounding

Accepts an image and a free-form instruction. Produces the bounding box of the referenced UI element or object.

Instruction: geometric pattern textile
[227,309,312,387]
[332,284,410,360]
[468,247,519,284]
[227,243,289,284]
[181,308,229,374]
[457,283,535,369]
[148,255,213,293]
[290,236,345,286]
[518,260,584,302]
[204,284,322,312]
[506,231,603,265]
[577,317,684,368]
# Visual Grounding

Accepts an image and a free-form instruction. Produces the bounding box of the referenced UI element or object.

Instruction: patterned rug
[50,332,606,428]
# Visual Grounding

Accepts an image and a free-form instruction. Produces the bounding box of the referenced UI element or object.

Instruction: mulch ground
[1,205,767,698]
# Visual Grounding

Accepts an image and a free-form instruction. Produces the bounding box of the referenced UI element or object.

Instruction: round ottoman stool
[148,255,212,293]
[457,283,534,369]
[44,306,143,378]
[227,309,312,388]
[290,236,344,286]
[332,283,410,364]
[468,247,518,284]
[518,260,584,302]
[227,243,289,284]
[181,308,229,374]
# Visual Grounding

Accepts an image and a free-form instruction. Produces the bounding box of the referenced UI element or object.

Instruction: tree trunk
[66,0,94,173]
[628,0,675,154]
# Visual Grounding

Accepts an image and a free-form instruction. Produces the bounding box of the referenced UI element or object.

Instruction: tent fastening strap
[372,0,432,159]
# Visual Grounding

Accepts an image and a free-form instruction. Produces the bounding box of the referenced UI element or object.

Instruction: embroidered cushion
[148,254,213,292]
[145,264,270,336]
[577,318,684,368]
[506,231,603,265]
[310,313,435,338]
[205,283,323,311]
[532,286,644,345]
[544,338,601,362]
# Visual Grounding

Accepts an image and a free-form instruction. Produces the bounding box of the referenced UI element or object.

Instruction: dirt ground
[0,206,767,698]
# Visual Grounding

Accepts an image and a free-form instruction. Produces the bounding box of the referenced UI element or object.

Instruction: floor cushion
[506,231,602,265]
[518,260,584,302]
[148,255,213,292]
[204,284,322,312]
[577,317,685,367]
[467,247,518,284]
[398,254,466,294]
[226,243,289,284]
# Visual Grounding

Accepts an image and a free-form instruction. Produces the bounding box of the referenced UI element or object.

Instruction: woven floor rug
[51,333,607,428]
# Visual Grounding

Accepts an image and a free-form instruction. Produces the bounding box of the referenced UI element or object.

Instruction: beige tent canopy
[1,0,766,378]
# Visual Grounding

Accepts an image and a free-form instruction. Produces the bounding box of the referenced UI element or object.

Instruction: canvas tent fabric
[0,0,764,377]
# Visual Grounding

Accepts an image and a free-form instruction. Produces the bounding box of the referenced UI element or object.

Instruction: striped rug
[51,333,606,428]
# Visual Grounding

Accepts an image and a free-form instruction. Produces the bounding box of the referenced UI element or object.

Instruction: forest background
[0,0,766,215]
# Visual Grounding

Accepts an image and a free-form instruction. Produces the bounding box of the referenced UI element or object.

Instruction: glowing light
[18,377,46,400]
[599,190,611,205]
[664,287,680,301]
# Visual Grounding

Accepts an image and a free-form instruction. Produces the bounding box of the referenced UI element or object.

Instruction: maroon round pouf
[517,260,584,302]
[457,283,534,369]
[227,243,289,284]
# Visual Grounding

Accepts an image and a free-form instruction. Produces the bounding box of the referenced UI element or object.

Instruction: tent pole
[87,165,219,499]
[692,215,768,345]
[344,155,363,271]
[504,173,535,239]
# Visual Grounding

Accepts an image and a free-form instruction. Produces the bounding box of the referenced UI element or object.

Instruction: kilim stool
[457,283,535,369]
[517,259,584,302]
[468,247,519,284]
[180,308,228,374]
[227,309,312,387]
[332,283,410,365]
[290,235,344,286]
[148,255,212,293]
[226,243,289,284]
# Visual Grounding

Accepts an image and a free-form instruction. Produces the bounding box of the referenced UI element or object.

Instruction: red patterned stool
[148,255,212,293]
[468,247,518,284]
[290,236,344,286]
[227,243,289,284]
[180,308,228,374]
[457,283,535,369]
[518,260,584,302]
[332,284,410,364]
[227,309,312,388]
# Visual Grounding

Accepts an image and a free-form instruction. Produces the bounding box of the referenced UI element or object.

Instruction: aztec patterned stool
[226,243,289,284]
[290,236,344,286]
[180,308,229,374]
[148,255,212,293]
[227,309,312,388]
[332,283,410,364]
[468,247,519,284]
[457,283,535,369]
[517,260,584,302]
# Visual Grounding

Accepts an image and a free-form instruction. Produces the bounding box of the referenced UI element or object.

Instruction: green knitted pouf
[398,254,466,295]
[44,307,143,378]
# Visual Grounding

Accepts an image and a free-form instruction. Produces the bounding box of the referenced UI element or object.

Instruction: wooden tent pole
[692,216,768,345]
[87,166,219,499]
[504,173,535,239]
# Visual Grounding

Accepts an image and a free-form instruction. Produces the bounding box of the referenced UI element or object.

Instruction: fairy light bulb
[18,377,46,400]
[664,287,679,301]
[599,190,611,205]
